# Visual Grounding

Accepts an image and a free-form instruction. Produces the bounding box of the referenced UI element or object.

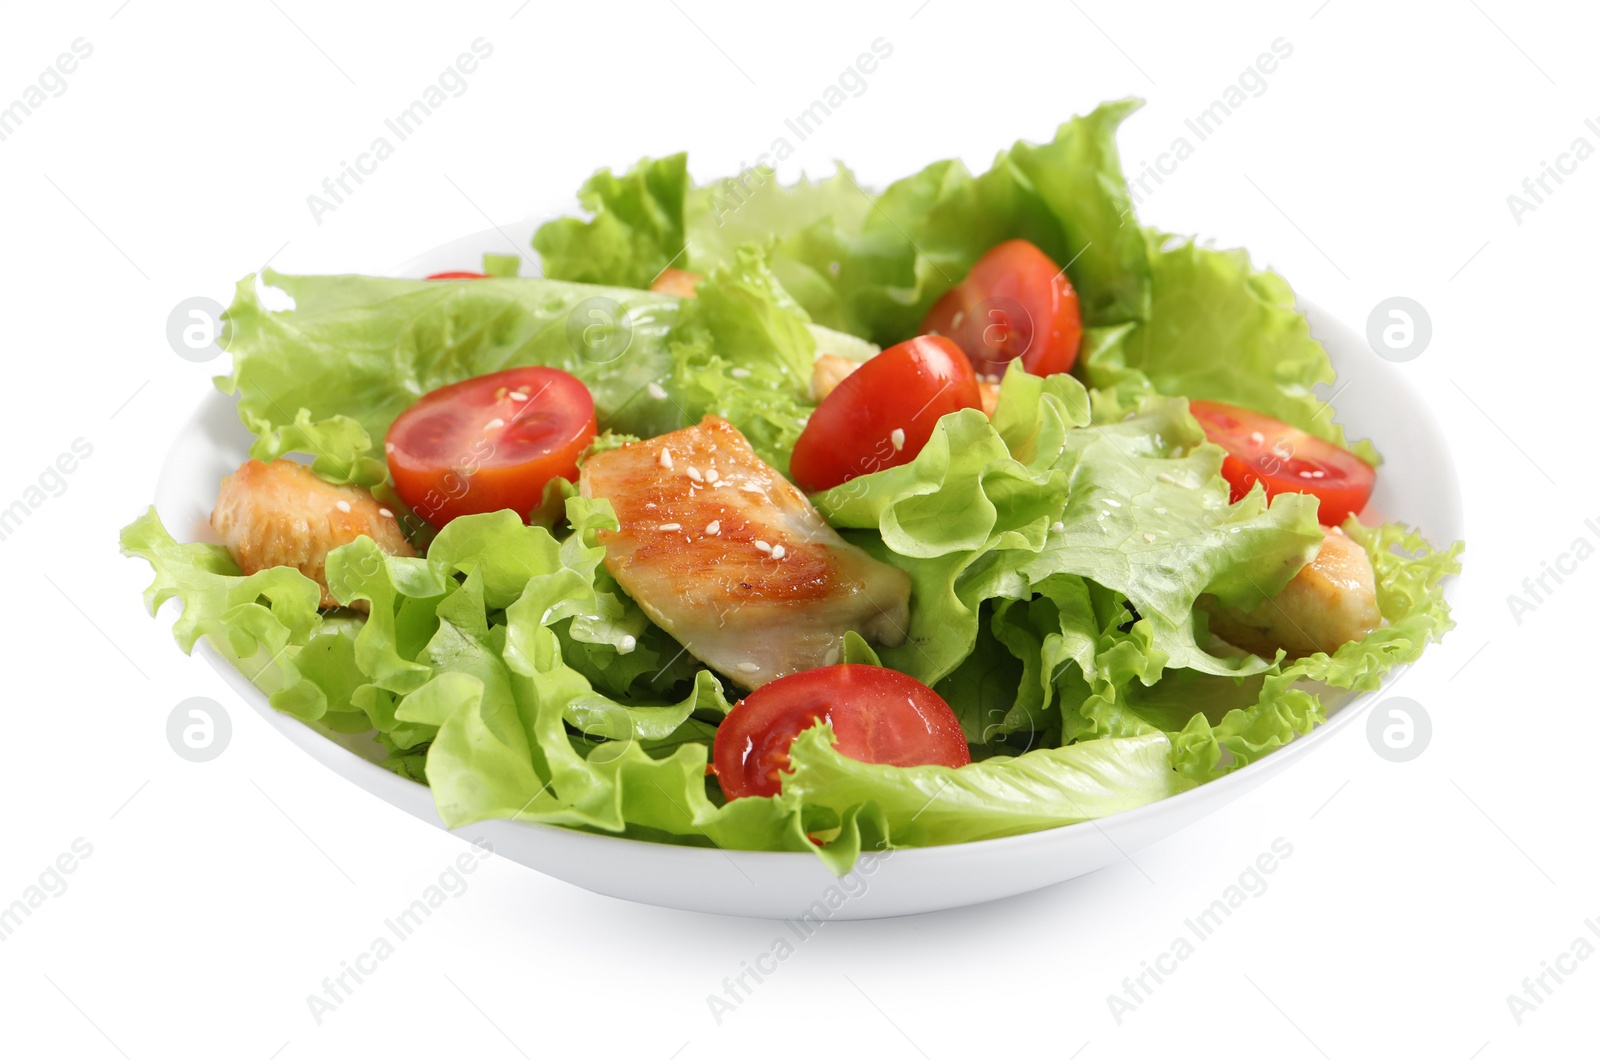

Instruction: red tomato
[789,335,981,492]
[385,367,597,528]
[712,664,971,800]
[425,271,489,280]
[922,239,1084,378]
[1188,400,1376,525]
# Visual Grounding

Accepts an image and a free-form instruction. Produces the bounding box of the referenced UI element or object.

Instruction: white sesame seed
[686,466,703,482]
[754,540,772,553]
[483,418,505,430]
[739,482,764,494]
[1103,498,1122,507]
[1230,527,1241,534]
[508,391,529,402]
[705,468,720,482]
[658,448,673,469]
[384,442,395,454]
[890,428,906,452]
[335,500,351,513]
[618,634,637,652]
[952,311,966,328]
[378,507,394,518]
[1249,431,1265,445]
[1051,520,1065,533]
[737,662,761,674]
[706,520,721,534]
[730,367,751,379]
[771,545,786,559]
[1143,532,1157,543]
[658,522,682,531]
[647,382,668,400]
[1157,472,1182,486]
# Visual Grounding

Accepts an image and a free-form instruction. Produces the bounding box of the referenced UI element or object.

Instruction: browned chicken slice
[211,459,415,610]
[579,416,911,688]
[1207,527,1382,656]
[648,268,703,298]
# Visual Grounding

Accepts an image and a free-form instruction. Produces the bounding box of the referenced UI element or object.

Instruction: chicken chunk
[579,416,911,689]
[211,459,415,610]
[811,353,860,401]
[649,268,703,298]
[1207,527,1382,656]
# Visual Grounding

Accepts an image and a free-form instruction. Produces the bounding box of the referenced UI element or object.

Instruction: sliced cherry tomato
[1188,400,1376,525]
[712,664,970,800]
[789,335,981,492]
[385,367,597,528]
[425,270,489,280]
[922,239,1083,379]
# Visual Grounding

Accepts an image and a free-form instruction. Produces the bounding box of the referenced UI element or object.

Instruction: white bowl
[153,222,1462,920]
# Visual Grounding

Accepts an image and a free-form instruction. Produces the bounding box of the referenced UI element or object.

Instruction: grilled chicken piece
[811,354,860,401]
[649,268,703,298]
[212,459,415,610]
[1207,527,1382,656]
[579,416,911,689]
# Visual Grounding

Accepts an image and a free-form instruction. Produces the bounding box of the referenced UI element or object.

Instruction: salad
[123,100,1461,872]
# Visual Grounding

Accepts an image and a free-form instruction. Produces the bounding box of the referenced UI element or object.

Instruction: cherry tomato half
[789,335,981,492]
[922,239,1084,379]
[1188,400,1376,525]
[425,271,490,280]
[712,664,971,800]
[385,367,597,529]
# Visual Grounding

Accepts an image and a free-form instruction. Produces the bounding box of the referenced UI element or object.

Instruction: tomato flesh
[1188,400,1376,524]
[712,664,970,800]
[789,335,981,492]
[425,271,489,280]
[385,367,597,528]
[922,239,1083,378]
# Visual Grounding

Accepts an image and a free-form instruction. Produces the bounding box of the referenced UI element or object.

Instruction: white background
[1,1,1595,1056]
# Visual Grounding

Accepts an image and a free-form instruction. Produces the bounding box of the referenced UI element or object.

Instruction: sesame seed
[509,391,529,402]
[483,418,505,430]
[705,468,719,482]
[378,507,394,518]
[1249,431,1265,445]
[1157,472,1182,486]
[384,442,395,454]
[754,540,772,553]
[706,520,721,534]
[686,467,703,482]
[731,367,751,379]
[1103,498,1122,507]
[619,634,637,652]
[335,500,351,513]
[739,482,764,494]
[770,545,786,559]
[890,428,906,451]
[1230,527,1241,534]
[737,662,760,674]
[658,522,682,531]
[658,448,673,469]
[952,311,965,329]
[1143,532,1157,543]
[647,382,668,400]
[1051,520,1065,533]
